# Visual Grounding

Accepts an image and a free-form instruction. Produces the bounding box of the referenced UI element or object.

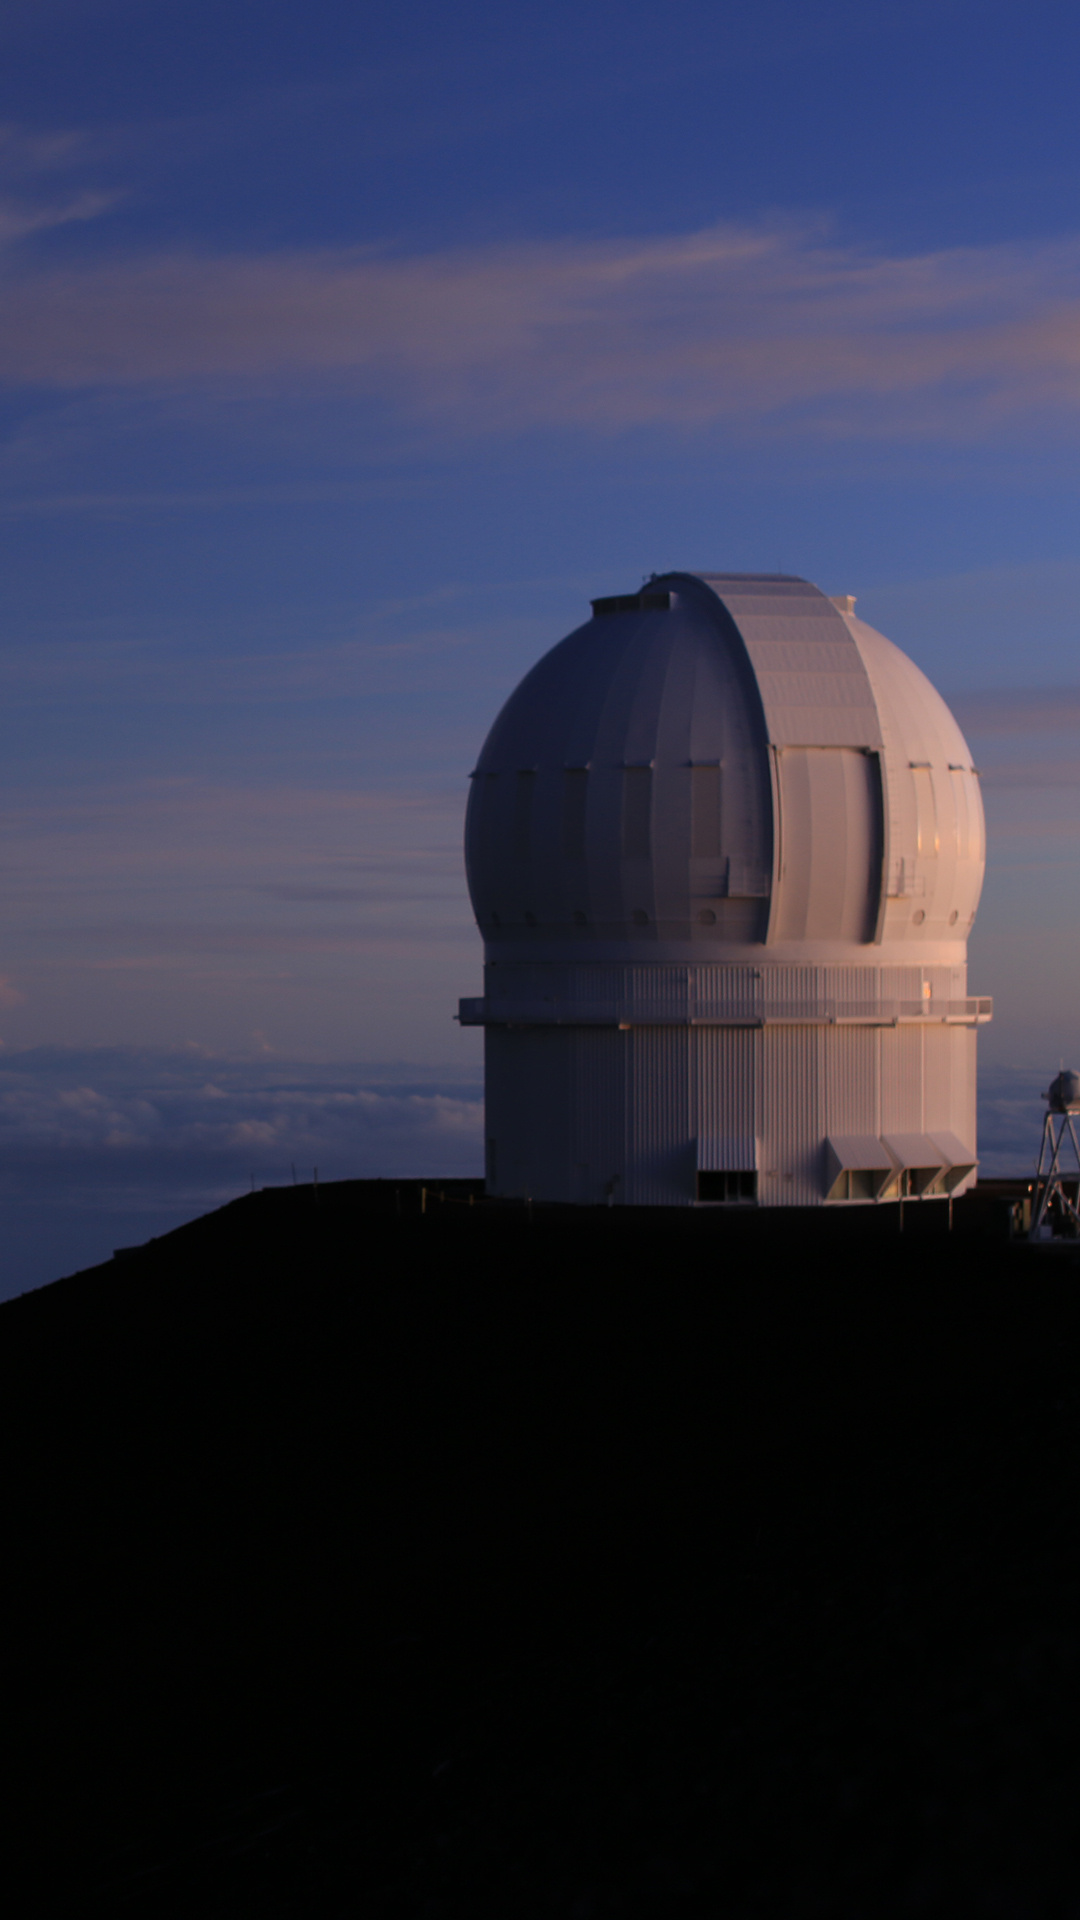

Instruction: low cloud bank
[975,1064,1051,1181]
[0,1048,482,1297]
[0,1048,1044,1298]
[0,1046,482,1175]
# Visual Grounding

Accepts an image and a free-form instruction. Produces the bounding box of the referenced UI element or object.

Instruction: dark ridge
[2,1179,1077,1916]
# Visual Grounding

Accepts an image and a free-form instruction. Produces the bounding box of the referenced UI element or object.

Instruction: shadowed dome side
[464,583,773,954]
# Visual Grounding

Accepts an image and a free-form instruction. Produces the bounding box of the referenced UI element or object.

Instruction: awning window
[825,1134,895,1201]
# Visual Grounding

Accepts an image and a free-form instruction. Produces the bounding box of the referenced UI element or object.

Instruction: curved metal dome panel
[464,573,985,966]
[846,613,985,944]
[692,574,882,748]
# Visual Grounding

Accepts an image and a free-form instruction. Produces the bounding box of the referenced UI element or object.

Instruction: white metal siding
[758,1026,822,1206]
[484,998,977,1208]
[626,1028,694,1205]
[880,1026,924,1140]
[696,1028,757,1172]
[570,1028,627,1205]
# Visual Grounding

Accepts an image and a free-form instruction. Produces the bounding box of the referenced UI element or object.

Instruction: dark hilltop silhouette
[2,1179,1079,1916]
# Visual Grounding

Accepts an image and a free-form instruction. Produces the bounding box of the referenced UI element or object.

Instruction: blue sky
[2,0,1080,1288]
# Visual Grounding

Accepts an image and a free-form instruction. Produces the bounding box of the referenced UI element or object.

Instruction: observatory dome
[461,573,991,1211]
[465,573,984,965]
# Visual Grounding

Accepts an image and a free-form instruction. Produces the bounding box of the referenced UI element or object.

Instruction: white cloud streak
[3,220,1080,438]
[950,689,1080,735]
[0,189,119,246]
[980,761,1080,788]
[0,121,92,178]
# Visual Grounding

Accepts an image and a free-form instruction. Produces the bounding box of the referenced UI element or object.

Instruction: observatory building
[460,574,990,1208]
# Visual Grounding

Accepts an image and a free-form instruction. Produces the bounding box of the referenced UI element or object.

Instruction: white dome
[465,573,984,966]
[462,572,991,1210]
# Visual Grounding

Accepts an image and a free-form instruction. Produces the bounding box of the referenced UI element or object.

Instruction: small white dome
[464,573,984,966]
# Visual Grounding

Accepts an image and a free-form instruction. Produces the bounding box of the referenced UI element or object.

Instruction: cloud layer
[0,1047,481,1166]
[0,1047,1049,1297]
[4,219,1080,438]
[0,1047,483,1295]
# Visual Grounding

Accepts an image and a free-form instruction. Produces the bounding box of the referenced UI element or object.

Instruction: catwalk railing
[458,996,993,1029]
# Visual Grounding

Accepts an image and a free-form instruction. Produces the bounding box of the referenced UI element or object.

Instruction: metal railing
[459,996,993,1029]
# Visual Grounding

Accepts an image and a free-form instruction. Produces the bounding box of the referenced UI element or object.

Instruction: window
[697,1170,756,1203]
[827,1169,881,1201]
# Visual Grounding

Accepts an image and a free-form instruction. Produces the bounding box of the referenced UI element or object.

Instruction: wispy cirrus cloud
[0,188,119,247]
[0,121,121,242]
[980,762,1080,788]
[950,689,1080,736]
[0,121,97,179]
[4,220,1080,439]
[0,772,477,1058]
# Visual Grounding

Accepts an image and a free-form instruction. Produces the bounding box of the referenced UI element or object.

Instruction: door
[774,748,884,944]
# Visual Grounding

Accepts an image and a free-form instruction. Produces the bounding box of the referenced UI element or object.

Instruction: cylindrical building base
[483,1012,978,1207]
